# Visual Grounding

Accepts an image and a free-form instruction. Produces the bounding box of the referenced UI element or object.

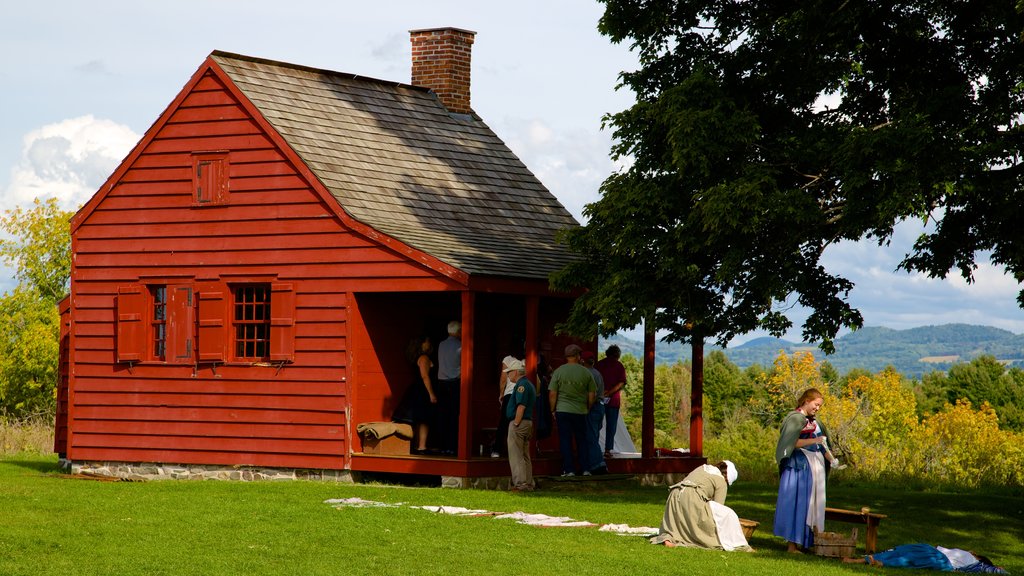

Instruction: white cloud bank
[2,115,139,212]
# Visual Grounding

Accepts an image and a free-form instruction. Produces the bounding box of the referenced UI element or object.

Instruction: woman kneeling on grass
[843,544,1007,573]
[650,460,753,552]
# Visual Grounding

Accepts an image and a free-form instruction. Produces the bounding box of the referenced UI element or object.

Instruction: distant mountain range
[601,323,1024,378]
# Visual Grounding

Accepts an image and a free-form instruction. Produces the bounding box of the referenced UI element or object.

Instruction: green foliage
[620,354,693,447]
[704,406,779,482]
[0,198,73,417]
[556,1,1024,356]
[703,350,753,434]
[914,355,1024,431]
[0,287,60,416]
[0,198,72,303]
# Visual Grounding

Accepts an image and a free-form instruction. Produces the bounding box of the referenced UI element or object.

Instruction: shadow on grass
[1,456,63,475]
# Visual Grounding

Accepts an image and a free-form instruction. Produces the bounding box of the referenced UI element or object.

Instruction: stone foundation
[61,459,354,483]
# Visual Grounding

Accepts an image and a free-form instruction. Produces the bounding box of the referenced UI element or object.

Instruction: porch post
[458,291,475,460]
[690,338,704,457]
[641,323,655,458]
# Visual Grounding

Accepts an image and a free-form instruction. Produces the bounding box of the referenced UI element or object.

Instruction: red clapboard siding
[73,391,345,412]
[73,405,344,426]
[73,420,343,440]
[75,233,379,254]
[73,377,343,396]
[74,218,348,239]
[169,105,250,124]
[71,364,347,382]
[69,447,344,470]
[72,434,342,456]
[72,263,437,282]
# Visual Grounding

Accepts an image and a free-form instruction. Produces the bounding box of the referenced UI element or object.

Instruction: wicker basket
[813,527,858,558]
[739,519,759,539]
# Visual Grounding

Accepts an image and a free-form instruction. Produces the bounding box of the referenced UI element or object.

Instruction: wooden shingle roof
[211,51,580,281]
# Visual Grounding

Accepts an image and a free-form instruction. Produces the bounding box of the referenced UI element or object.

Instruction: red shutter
[166,285,194,364]
[269,282,296,362]
[192,152,229,206]
[196,285,227,362]
[116,285,146,362]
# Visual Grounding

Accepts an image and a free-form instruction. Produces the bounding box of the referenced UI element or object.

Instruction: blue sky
[2,0,1022,345]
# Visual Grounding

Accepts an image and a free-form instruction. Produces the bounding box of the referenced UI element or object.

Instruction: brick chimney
[410,27,476,115]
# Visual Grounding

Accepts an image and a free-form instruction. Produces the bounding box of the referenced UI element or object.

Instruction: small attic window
[192,151,229,206]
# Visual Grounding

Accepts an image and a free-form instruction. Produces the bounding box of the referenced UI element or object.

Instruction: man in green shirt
[548,344,596,476]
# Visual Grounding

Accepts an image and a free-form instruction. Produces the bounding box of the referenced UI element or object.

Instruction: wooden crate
[361,434,410,455]
[814,527,858,558]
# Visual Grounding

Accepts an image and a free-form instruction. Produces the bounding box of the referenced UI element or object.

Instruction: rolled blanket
[356,422,414,440]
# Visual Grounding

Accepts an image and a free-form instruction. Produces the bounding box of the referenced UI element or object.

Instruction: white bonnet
[724,460,738,485]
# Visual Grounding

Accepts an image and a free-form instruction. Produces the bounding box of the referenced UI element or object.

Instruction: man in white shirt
[437,321,461,455]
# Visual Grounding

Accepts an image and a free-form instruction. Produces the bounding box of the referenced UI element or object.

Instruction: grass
[2,455,1022,575]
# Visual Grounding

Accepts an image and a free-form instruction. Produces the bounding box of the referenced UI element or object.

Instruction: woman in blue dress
[773,388,840,553]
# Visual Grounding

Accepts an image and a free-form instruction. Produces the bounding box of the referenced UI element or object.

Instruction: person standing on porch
[581,351,608,475]
[549,344,597,476]
[504,357,536,491]
[596,345,626,456]
[490,355,518,458]
[437,320,461,456]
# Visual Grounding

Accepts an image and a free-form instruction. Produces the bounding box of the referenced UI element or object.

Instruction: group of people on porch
[396,323,627,473]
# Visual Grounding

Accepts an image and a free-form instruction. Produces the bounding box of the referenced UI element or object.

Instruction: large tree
[553,1,1024,352]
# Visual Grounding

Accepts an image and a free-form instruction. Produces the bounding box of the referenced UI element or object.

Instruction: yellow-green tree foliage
[840,369,920,478]
[910,400,1024,488]
[0,198,72,417]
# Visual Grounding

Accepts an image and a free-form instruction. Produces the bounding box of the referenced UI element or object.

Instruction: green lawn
[1,455,1021,575]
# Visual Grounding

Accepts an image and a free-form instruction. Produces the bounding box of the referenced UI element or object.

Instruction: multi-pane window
[234,285,270,360]
[117,281,293,365]
[150,286,167,360]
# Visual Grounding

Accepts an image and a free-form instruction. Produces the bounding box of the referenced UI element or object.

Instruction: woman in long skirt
[773,388,840,553]
[651,460,752,551]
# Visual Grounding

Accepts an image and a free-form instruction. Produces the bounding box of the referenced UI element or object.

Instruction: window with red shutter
[116,285,146,362]
[166,285,194,364]
[233,284,271,361]
[192,152,229,206]
[269,283,296,362]
[150,286,167,360]
[196,286,227,362]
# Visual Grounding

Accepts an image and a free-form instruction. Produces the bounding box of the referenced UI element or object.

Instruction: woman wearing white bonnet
[651,460,753,551]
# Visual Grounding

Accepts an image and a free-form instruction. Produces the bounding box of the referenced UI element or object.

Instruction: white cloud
[496,116,611,222]
[3,115,139,212]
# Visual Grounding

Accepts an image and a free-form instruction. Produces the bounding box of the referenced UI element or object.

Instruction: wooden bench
[825,507,887,553]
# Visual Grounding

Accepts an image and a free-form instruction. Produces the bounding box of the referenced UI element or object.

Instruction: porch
[348,450,705,486]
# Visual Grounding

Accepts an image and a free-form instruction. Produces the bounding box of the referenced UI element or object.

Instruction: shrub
[0,414,55,455]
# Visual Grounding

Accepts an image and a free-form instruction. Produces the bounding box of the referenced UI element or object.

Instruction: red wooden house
[55,28,703,484]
